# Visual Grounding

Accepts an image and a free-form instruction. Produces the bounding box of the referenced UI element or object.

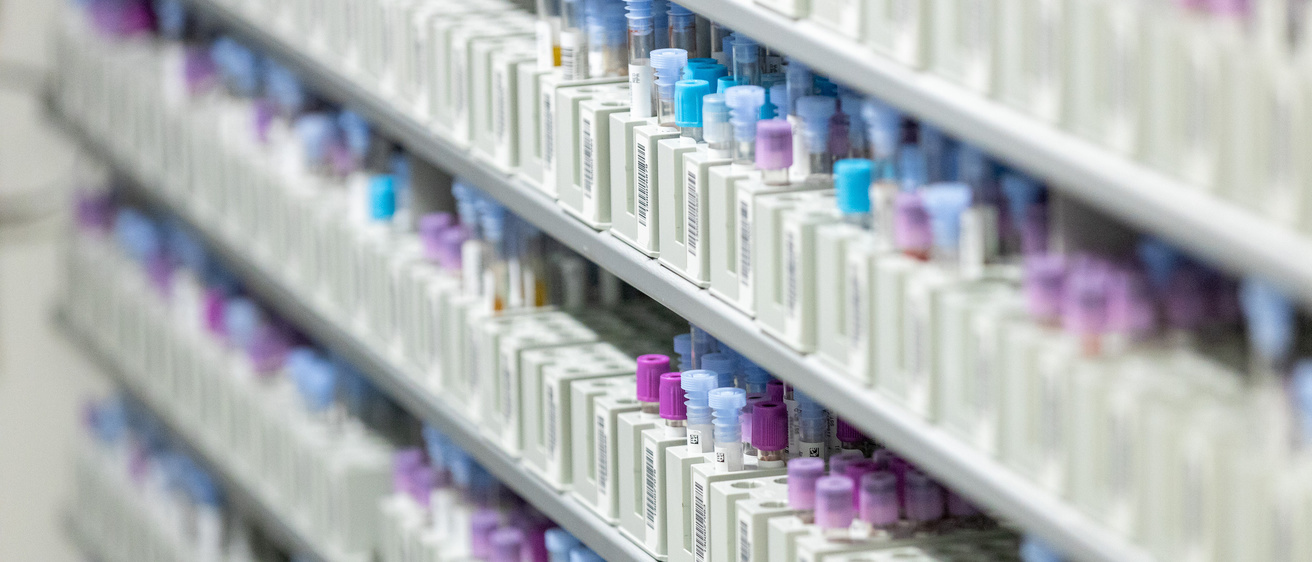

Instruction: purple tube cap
[755,119,793,170]
[815,475,855,530]
[859,471,899,527]
[1061,257,1110,336]
[1105,266,1157,338]
[836,418,863,444]
[636,355,670,402]
[893,191,932,255]
[1024,253,1067,324]
[470,509,501,558]
[1165,265,1207,331]
[903,470,945,523]
[787,457,826,510]
[751,402,787,451]
[490,527,525,562]
[766,380,785,402]
[660,372,687,420]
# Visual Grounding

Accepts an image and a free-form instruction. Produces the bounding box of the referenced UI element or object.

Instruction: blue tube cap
[370,175,397,221]
[1239,278,1295,366]
[1136,238,1182,292]
[675,79,712,128]
[545,528,581,554]
[699,353,737,380]
[920,182,973,251]
[685,63,728,85]
[834,159,874,215]
[897,145,928,192]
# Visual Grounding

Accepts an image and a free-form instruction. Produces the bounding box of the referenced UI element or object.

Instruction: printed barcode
[784,230,798,312]
[693,481,708,562]
[636,142,651,226]
[546,386,558,454]
[560,41,576,80]
[596,415,608,487]
[582,118,595,197]
[739,519,751,562]
[493,72,506,142]
[739,201,751,282]
[686,169,699,256]
[543,94,554,164]
[500,358,512,417]
[643,446,658,528]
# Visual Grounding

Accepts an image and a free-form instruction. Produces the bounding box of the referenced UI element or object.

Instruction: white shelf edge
[55,312,332,562]
[56,3,1159,559]
[678,0,1312,310]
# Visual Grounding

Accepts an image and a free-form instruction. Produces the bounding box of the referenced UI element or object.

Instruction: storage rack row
[48,0,1268,560]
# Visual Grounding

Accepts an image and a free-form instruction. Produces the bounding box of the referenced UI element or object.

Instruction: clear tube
[710,22,732,64]
[588,4,629,78]
[669,6,697,53]
[680,126,703,142]
[731,36,760,87]
[537,0,563,68]
[561,0,587,79]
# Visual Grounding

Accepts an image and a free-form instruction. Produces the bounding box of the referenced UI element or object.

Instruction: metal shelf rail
[53,3,1157,560]
[55,312,331,562]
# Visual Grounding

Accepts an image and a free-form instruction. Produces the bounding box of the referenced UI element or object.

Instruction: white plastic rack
[675,0,1312,310]
[55,311,331,562]
[48,2,1153,558]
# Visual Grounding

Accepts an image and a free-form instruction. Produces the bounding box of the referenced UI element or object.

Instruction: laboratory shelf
[50,73,1151,562]
[48,104,658,562]
[677,0,1312,309]
[54,312,331,562]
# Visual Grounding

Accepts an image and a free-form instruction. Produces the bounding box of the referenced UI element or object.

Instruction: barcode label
[738,200,751,280]
[582,117,595,197]
[693,480,708,562]
[784,229,798,313]
[636,141,651,226]
[643,445,659,529]
[848,261,863,344]
[686,169,700,256]
[542,92,554,165]
[799,440,824,458]
[500,353,513,417]
[738,517,751,562]
[546,385,558,455]
[560,32,583,80]
[493,70,507,144]
[596,414,609,488]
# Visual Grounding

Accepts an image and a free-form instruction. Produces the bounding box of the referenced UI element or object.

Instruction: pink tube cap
[755,119,793,170]
[660,372,687,420]
[815,475,855,530]
[751,402,787,452]
[787,457,825,510]
[859,471,899,527]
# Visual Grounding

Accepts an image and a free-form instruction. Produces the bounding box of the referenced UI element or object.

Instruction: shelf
[52,3,1155,560]
[48,102,656,562]
[675,0,1312,309]
[54,312,331,562]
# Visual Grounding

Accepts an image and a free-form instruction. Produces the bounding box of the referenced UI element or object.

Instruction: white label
[546,385,559,456]
[560,31,583,80]
[847,259,863,345]
[596,413,611,506]
[535,20,556,70]
[785,398,799,456]
[904,288,929,396]
[738,198,752,286]
[686,168,700,256]
[636,138,652,228]
[493,68,508,147]
[784,227,799,314]
[799,440,825,458]
[738,516,752,562]
[687,428,703,448]
[582,116,596,198]
[629,64,654,118]
[500,350,514,419]
[643,442,660,531]
[693,479,709,562]
[542,91,555,168]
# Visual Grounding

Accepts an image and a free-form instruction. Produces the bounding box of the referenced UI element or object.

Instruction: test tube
[834,158,873,229]
[691,324,717,367]
[668,3,697,53]
[755,119,793,185]
[699,352,737,389]
[651,48,688,127]
[858,471,899,531]
[785,59,812,117]
[660,372,688,437]
[710,22,733,65]
[587,0,628,78]
[682,370,719,452]
[724,85,765,166]
[1062,257,1112,357]
[636,354,670,416]
[815,475,855,540]
[626,0,656,117]
[787,458,826,523]
[536,0,563,68]
[651,0,669,50]
[796,95,837,176]
[703,94,732,158]
[673,333,692,369]
[560,0,587,79]
[709,387,748,472]
[904,470,946,528]
[731,34,760,86]
[752,402,787,467]
[921,182,973,270]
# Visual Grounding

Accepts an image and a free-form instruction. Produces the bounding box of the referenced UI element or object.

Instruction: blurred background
[0,0,108,559]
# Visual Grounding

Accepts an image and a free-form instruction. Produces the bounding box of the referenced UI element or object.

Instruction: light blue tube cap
[676,79,711,128]
[370,175,397,221]
[1000,172,1043,225]
[835,159,874,215]
[1240,278,1295,366]
[920,182,973,251]
[545,528,581,554]
[570,548,606,562]
[897,145,928,192]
